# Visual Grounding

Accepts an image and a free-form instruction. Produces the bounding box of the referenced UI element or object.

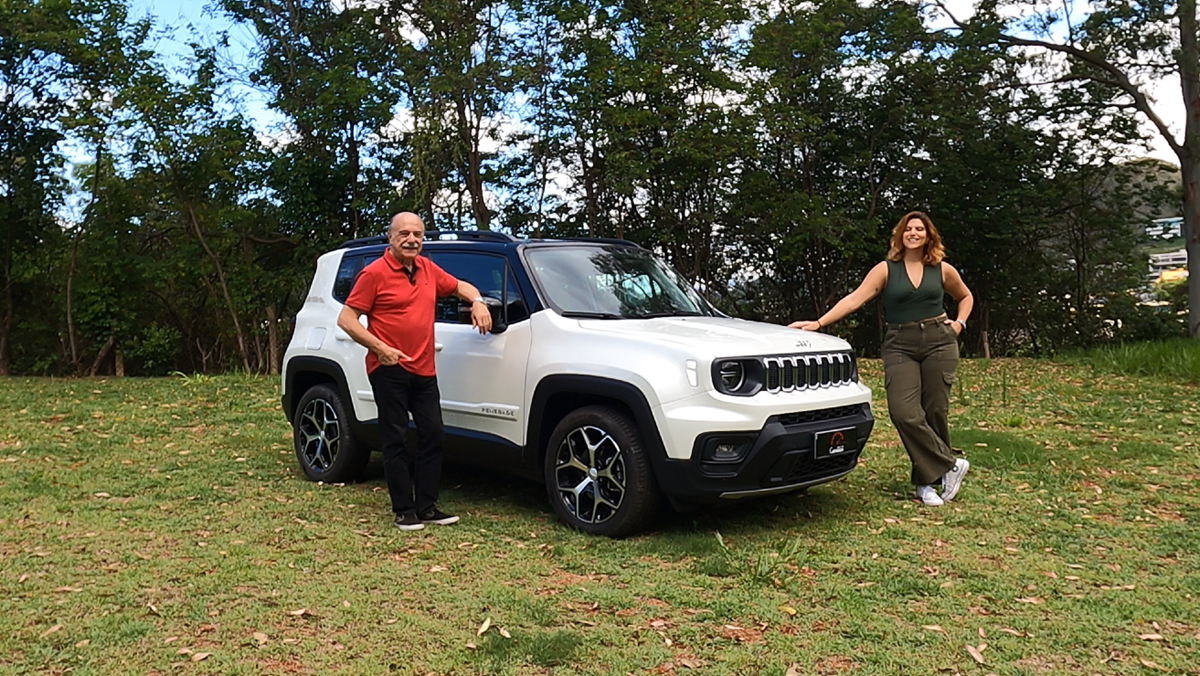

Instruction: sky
[132,0,1182,165]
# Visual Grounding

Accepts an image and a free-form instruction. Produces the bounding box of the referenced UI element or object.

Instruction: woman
[789,212,974,506]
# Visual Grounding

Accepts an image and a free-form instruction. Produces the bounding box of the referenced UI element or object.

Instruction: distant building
[1149,248,1188,283]
[1146,217,1182,240]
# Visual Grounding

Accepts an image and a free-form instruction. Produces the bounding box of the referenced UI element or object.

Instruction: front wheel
[293,384,369,482]
[544,406,661,537]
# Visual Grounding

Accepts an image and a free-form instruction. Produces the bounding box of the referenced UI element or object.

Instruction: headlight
[711,359,763,396]
[718,361,743,391]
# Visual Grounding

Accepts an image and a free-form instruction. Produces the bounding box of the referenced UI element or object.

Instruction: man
[338,212,492,530]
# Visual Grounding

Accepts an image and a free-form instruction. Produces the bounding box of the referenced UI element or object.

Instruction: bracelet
[816,319,823,328]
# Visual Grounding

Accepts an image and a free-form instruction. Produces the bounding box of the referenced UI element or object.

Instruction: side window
[428,252,527,324]
[332,251,383,303]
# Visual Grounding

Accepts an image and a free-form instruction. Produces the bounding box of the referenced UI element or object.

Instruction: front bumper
[653,403,874,505]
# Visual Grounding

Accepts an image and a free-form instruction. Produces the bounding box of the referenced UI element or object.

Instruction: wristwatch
[471,297,485,304]
[954,318,967,328]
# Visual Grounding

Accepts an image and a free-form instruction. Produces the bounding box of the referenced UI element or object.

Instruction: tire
[544,405,662,537]
[293,384,369,483]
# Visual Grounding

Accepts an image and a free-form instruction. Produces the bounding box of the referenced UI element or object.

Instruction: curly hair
[886,211,945,265]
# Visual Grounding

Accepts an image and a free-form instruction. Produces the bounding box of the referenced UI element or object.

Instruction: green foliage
[1061,338,1200,384]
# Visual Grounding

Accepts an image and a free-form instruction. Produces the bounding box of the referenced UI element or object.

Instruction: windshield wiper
[559,311,624,319]
[630,310,704,318]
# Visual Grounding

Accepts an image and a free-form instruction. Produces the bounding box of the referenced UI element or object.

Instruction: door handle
[434,342,444,352]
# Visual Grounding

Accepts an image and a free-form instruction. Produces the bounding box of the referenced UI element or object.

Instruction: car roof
[338,231,642,255]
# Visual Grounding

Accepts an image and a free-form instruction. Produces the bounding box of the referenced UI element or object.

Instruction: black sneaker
[419,507,459,525]
[394,512,425,531]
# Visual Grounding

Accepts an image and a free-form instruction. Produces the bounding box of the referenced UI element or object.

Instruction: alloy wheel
[552,425,627,524]
[297,397,340,472]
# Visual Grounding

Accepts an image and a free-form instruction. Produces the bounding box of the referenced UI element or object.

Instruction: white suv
[282,232,874,536]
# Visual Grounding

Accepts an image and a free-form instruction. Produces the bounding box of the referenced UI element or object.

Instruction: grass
[1,361,1198,675]
[1062,339,1200,384]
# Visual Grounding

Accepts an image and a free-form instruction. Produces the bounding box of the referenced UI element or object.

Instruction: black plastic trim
[281,357,377,444]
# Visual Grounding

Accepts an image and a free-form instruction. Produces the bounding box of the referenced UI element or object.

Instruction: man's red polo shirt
[344,248,459,376]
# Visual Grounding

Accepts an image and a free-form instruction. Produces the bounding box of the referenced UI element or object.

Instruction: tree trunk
[66,232,80,372]
[89,335,115,377]
[114,347,124,377]
[0,191,11,376]
[185,203,252,372]
[266,304,280,376]
[1180,0,1199,337]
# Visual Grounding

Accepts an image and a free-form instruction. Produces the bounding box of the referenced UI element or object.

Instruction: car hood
[573,315,852,357]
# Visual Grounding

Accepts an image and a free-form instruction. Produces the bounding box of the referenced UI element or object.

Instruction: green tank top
[880,260,945,323]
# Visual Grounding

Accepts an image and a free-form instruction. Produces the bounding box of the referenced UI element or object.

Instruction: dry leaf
[54,586,83,593]
[18,574,29,583]
[75,639,90,648]
[1015,597,1044,604]
[498,627,512,639]
[427,565,449,573]
[40,624,63,638]
[477,617,492,636]
[978,627,987,638]
[779,605,797,616]
[1139,634,1165,641]
[999,628,1025,637]
[678,657,703,668]
[465,642,476,650]
[785,664,803,676]
[146,603,159,616]
[966,644,985,665]
[191,652,211,662]
[978,642,988,652]
[176,648,193,655]
[163,636,178,644]
[252,632,268,645]
[922,625,946,633]
[287,608,309,617]
[1042,571,1058,579]
[1139,659,1170,672]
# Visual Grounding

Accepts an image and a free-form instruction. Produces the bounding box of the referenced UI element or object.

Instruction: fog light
[712,444,741,462]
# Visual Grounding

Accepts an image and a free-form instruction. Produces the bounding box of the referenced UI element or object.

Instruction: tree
[929,0,1199,337]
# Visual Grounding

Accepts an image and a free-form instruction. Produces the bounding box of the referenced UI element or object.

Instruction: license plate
[814,427,857,459]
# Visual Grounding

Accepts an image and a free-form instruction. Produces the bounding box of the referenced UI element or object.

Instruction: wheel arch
[526,375,669,484]
[283,357,352,424]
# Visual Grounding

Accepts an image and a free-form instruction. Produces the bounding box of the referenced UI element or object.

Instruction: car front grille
[763,352,856,393]
[770,404,865,427]
[785,452,859,484]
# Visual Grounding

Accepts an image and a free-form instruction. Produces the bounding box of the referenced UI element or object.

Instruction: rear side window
[428,252,529,324]
[333,251,383,303]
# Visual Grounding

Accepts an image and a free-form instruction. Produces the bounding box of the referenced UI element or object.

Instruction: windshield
[525,245,716,319]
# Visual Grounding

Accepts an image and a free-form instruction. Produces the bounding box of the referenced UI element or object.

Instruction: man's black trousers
[367,365,445,516]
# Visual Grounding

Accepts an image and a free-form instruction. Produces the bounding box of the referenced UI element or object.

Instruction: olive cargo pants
[881,316,959,486]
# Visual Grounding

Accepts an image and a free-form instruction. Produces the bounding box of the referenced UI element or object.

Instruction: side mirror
[483,297,507,334]
[460,296,507,334]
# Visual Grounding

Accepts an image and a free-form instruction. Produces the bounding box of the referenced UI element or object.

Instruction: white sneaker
[941,458,970,502]
[915,485,944,506]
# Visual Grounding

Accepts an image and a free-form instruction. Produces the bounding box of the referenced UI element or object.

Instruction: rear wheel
[544,405,661,537]
[293,384,369,482]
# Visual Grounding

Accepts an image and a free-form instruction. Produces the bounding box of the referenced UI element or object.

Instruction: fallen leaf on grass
[477,618,491,636]
[785,665,802,676]
[427,565,449,573]
[176,648,192,655]
[999,628,1026,637]
[1042,571,1058,579]
[1140,659,1170,672]
[1139,634,1164,641]
[966,644,986,664]
[252,632,268,645]
[163,636,178,644]
[18,574,29,583]
[779,605,797,616]
[287,608,315,618]
[1015,597,1044,604]
[75,639,89,648]
[465,642,476,650]
[922,625,945,633]
[40,624,63,638]
[678,657,703,668]
[191,652,211,662]
[978,627,987,639]
[53,586,83,593]
[498,627,511,639]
